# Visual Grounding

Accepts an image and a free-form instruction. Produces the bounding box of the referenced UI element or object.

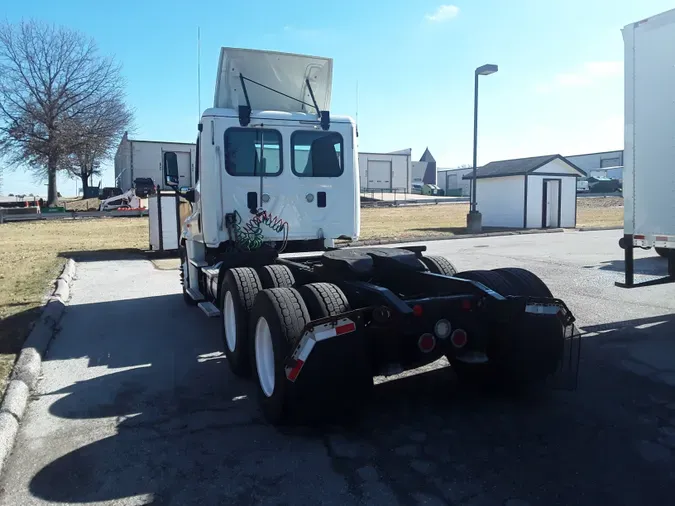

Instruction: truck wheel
[421,255,457,276]
[180,246,196,306]
[258,265,295,289]
[250,288,310,424]
[656,247,670,258]
[297,283,350,319]
[455,270,519,297]
[491,268,553,297]
[221,268,262,377]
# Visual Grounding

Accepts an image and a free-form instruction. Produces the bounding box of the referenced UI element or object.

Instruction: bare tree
[62,97,132,194]
[0,20,132,206]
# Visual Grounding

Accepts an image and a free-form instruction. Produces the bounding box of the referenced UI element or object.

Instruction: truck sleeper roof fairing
[213,47,333,113]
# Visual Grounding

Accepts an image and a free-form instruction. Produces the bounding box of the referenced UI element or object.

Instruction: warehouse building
[463,154,586,229]
[566,149,623,181]
[437,167,472,196]
[411,148,438,185]
[358,149,412,192]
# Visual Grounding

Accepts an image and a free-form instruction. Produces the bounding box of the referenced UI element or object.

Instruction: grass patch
[0,217,148,394]
[360,204,470,240]
[576,206,623,228]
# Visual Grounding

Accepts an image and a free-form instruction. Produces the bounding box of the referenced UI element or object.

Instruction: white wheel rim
[255,317,275,397]
[224,291,237,353]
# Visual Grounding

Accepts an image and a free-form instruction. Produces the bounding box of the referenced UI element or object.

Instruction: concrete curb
[0,258,75,475]
[344,228,565,248]
[577,226,623,232]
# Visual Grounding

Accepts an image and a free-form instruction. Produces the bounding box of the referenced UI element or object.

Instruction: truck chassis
[183,244,581,424]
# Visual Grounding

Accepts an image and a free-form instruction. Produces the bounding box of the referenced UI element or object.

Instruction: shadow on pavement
[587,255,668,276]
[21,294,675,506]
[58,249,147,263]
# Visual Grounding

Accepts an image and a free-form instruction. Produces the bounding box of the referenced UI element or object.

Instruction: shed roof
[463,154,586,180]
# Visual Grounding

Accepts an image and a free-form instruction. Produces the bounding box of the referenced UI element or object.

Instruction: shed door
[543,179,561,228]
[367,160,392,190]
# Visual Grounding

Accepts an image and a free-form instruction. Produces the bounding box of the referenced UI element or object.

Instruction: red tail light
[451,329,468,348]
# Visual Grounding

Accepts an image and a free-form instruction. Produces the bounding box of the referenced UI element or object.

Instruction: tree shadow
[58,249,147,263]
[411,226,517,236]
[0,306,43,355]
[13,295,675,506]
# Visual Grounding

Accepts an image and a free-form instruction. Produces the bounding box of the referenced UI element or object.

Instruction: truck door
[220,127,286,246]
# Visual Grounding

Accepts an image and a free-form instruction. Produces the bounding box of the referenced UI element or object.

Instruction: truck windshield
[291,131,343,177]
[224,128,282,176]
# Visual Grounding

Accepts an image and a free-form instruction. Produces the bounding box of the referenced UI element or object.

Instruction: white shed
[463,155,586,229]
[358,150,411,192]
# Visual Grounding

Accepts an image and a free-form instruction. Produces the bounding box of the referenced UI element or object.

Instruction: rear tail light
[418,333,436,353]
[412,305,424,317]
[634,235,645,240]
[450,329,468,348]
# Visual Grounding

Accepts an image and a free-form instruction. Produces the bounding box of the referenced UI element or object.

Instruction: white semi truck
[618,8,675,288]
[174,47,580,424]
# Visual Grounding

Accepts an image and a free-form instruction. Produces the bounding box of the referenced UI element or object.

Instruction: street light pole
[467,63,498,233]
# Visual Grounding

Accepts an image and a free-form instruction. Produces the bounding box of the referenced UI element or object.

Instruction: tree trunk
[46,155,58,207]
[80,172,89,196]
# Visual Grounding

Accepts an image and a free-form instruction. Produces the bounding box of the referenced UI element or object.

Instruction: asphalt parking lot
[1,229,674,506]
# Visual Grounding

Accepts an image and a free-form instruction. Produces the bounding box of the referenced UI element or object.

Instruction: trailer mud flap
[284,316,370,395]
[525,299,581,390]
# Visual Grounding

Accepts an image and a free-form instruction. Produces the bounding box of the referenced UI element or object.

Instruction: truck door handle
[317,192,326,208]
[247,192,257,213]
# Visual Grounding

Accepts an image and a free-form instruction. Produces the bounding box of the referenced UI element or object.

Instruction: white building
[358,149,412,192]
[464,154,586,229]
[114,132,196,192]
[566,150,623,181]
[437,167,472,196]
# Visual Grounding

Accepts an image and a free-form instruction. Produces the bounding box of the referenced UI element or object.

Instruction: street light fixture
[467,63,498,234]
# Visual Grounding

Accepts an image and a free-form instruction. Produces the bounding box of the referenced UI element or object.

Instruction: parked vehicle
[576,180,590,193]
[618,7,675,287]
[133,178,156,198]
[174,47,580,424]
[99,187,123,200]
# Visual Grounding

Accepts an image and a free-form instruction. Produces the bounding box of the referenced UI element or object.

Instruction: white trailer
[114,133,196,191]
[618,8,675,287]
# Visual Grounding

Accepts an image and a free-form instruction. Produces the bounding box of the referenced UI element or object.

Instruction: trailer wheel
[420,255,457,276]
[221,268,262,377]
[258,265,295,289]
[492,268,553,297]
[250,288,310,424]
[297,283,351,319]
[656,247,670,258]
[179,246,196,306]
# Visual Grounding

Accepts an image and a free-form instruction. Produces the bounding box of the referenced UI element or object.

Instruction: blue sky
[1,0,672,196]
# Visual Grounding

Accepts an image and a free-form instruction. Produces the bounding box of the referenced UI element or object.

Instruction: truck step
[185,287,205,302]
[201,267,220,279]
[189,259,209,268]
[198,301,221,318]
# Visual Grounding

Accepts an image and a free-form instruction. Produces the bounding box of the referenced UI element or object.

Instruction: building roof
[463,154,586,179]
[419,148,436,163]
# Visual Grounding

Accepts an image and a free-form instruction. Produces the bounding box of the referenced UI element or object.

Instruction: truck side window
[224,128,282,176]
[291,131,343,177]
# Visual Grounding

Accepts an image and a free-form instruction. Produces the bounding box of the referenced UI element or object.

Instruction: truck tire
[297,283,350,319]
[492,268,553,298]
[656,247,670,258]
[180,246,196,306]
[452,269,561,389]
[258,265,295,289]
[221,268,262,377]
[455,270,519,297]
[250,288,310,424]
[421,255,457,276]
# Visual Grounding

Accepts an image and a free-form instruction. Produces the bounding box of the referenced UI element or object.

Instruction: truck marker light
[461,300,471,311]
[287,359,305,381]
[450,329,468,348]
[656,236,668,242]
[434,319,452,339]
[413,305,424,317]
[336,322,356,335]
[634,235,645,240]
[418,333,436,353]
